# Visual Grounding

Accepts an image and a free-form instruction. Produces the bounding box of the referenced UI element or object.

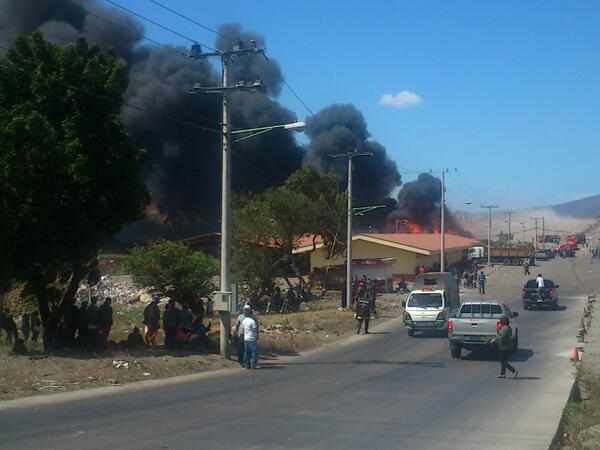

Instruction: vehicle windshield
[407,293,443,309]
[459,303,504,317]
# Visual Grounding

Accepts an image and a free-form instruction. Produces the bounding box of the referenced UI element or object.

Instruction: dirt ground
[0,293,403,401]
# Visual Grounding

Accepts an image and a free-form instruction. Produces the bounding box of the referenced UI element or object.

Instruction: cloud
[380,91,423,109]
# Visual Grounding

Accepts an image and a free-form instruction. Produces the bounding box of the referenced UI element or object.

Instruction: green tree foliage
[0,33,149,346]
[125,240,218,307]
[233,166,345,292]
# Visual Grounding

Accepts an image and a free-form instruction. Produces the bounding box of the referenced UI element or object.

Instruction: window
[407,293,443,308]
[459,303,503,317]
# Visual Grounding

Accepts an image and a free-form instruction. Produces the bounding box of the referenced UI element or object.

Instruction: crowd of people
[142,295,211,353]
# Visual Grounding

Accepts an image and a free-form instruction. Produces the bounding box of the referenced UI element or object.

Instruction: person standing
[240,305,260,369]
[143,294,161,346]
[98,297,113,349]
[180,304,194,335]
[355,295,372,335]
[64,301,79,347]
[86,298,100,351]
[524,261,530,276]
[494,316,518,378]
[234,307,247,365]
[162,299,180,351]
[77,301,88,348]
[30,311,41,343]
[21,313,30,342]
[478,272,487,295]
[536,273,545,299]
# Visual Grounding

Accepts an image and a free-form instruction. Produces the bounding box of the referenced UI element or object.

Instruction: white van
[402,272,460,337]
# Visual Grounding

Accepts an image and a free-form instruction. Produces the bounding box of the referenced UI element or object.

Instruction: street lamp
[232,121,306,143]
[214,120,305,356]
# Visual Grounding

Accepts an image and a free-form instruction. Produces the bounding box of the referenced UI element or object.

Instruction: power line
[282,78,314,116]
[0,44,220,134]
[83,9,189,58]
[145,0,315,118]
[148,0,229,38]
[104,0,219,52]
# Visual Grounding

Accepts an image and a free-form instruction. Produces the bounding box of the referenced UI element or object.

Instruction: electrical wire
[144,0,315,117]
[104,0,219,52]
[282,78,314,116]
[148,0,229,38]
[0,44,220,134]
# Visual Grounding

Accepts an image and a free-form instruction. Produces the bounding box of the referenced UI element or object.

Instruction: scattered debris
[112,360,130,369]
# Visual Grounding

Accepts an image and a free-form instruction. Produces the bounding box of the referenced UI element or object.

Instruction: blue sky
[125,0,600,211]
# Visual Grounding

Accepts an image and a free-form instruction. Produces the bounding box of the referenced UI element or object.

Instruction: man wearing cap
[143,294,161,346]
[240,304,260,369]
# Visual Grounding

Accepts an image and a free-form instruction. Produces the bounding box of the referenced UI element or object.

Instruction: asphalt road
[0,254,593,450]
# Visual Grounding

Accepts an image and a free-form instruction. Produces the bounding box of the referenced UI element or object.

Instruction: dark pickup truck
[522,279,559,310]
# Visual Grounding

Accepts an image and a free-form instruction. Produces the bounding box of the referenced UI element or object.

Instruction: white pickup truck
[447,301,519,358]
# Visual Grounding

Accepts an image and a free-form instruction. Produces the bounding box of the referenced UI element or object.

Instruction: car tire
[450,343,462,359]
[552,302,558,311]
[407,329,414,337]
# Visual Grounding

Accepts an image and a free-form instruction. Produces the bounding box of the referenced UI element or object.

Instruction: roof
[293,232,480,256]
[356,233,481,255]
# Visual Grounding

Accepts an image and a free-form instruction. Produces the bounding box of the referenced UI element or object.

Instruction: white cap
[243,304,252,310]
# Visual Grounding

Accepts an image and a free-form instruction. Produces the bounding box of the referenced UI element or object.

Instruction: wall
[309,241,468,275]
[310,240,419,275]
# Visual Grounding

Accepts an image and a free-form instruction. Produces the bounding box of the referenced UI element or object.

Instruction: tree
[233,166,345,294]
[0,33,149,348]
[125,240,218,308]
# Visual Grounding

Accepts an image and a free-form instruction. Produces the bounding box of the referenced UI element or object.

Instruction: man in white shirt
[536,274,545,299]
[240,305,260,369]
[536,274,545,288]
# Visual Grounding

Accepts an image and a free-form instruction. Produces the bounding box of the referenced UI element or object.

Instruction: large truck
[467,246,535,266]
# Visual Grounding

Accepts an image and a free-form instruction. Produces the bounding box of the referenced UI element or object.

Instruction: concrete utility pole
[481,205,499,265]
[505,211,515,246]
[440,170,447,272]
[542,216,546,250]
[190,40,266,358]
[330,150,372,309]
[531,217,541,253]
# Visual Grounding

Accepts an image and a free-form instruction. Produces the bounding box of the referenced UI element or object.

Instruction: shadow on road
[462,348,534,362]
[365,332,391,335]
[261,359,445,369]
[411,331,448,339]
[524,305,568,312]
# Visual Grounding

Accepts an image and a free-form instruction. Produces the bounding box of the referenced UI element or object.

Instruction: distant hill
[549,195,600,218]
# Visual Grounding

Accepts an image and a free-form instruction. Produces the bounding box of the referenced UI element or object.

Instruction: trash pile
[77,275,149,304]
[261,324,299,335]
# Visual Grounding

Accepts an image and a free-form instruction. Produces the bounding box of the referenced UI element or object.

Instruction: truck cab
[403,272,460,337]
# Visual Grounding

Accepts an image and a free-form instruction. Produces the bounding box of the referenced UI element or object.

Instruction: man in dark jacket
[63,302,79,347]
[77,301,89,348]
[143,295,161,346]
[355,295,372,335]
[162,299,180,350]
[494,316,518,378]
[86,298,100,351]
[98,297,114,349]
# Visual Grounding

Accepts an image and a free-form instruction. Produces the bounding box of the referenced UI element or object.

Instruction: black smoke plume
[389,173,469,235]
[0,1,400,240]
[304,104,401,206]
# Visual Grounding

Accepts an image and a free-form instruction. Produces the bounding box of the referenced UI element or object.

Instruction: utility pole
[542,216,546,250]
[481,205,499,265]
[505,211,515,246]
[531,217,541,253]
[440,170,447,272]
[330,150,373,309]
[520,222,526,243]
[190,40,266,358]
